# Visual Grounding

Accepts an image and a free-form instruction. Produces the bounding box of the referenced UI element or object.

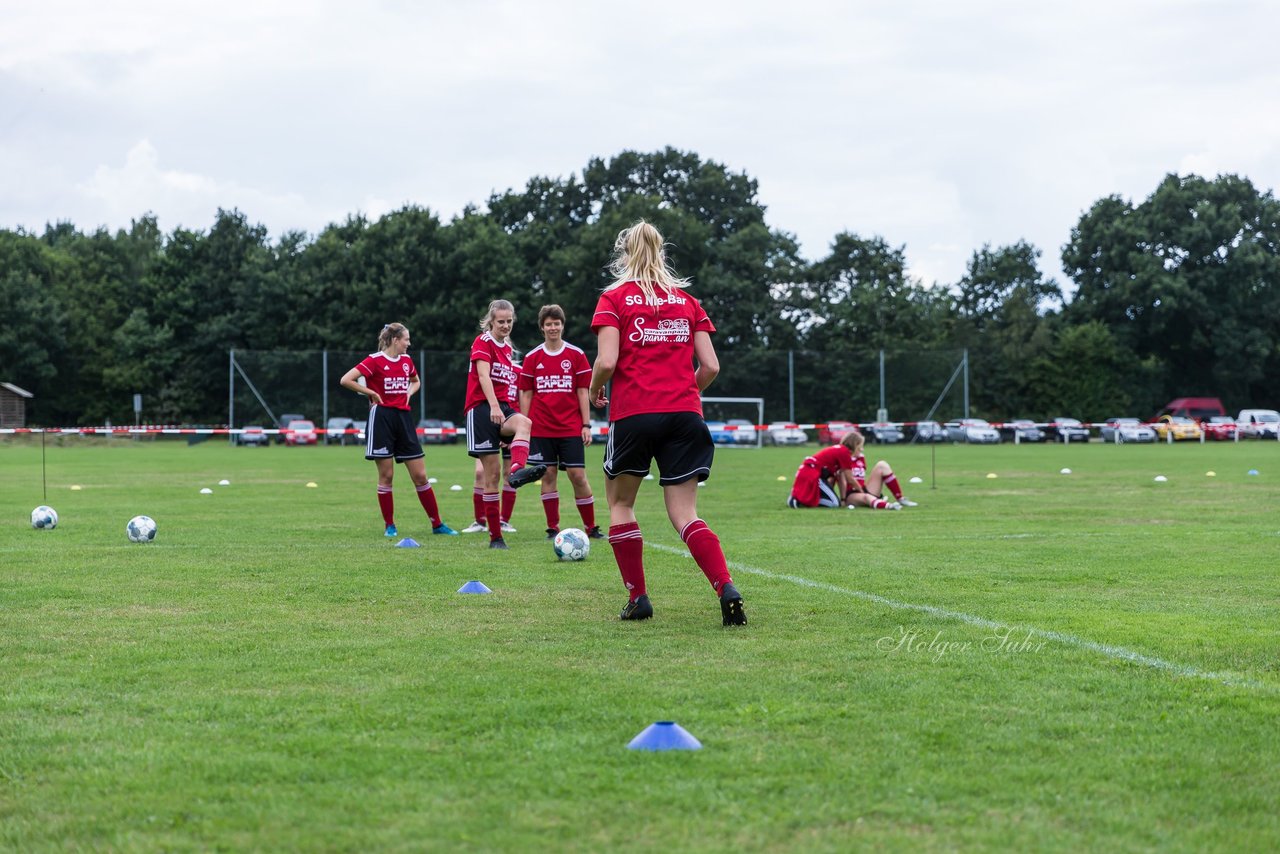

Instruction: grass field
[2,437,1278,851]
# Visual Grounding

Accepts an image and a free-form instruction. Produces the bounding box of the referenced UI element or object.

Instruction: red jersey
[465,333,518,412]
[812,444,856,477]
[518,341,592,438]
[850,452,867,484]
[590,281,715,421]
[354,353,417,411]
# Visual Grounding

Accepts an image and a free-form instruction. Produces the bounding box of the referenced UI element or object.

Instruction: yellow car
[1151,415,1203,441]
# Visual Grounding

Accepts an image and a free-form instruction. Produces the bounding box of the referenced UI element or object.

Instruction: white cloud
[3,0,1279,289]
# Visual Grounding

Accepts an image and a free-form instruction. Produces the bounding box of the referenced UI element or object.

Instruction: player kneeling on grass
[589,220,745,626]
[340,323,458,538]
[787,431,912,510]
[846,429,916,507]
[518,304,605,541]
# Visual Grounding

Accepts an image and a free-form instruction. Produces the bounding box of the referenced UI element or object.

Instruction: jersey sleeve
[836,447,856,471]
[572,349,592,389]
[469,336,491,365]
[354,355,377,378]
[517,358,536,391]
[591,291,620,332]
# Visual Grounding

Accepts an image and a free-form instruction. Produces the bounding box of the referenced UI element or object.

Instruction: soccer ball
[31,505,58,529]
[126,515,157,543]
[552,527,590,561]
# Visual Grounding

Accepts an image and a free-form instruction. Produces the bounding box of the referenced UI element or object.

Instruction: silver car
[1099,418,1156,443]
[946,418,1001,444]
[763,422,807,446]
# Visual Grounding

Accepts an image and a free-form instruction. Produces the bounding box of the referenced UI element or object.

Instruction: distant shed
[1,382,33,428]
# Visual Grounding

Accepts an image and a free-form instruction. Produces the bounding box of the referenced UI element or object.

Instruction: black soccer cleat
[507,464,548,489]
[586,526,606,540]
[719,582,747,626]
[489,537,509,550]
[546,527,560,539]
[620,594,653,621]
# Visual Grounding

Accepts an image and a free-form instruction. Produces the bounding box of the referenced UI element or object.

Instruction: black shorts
[603,412,713,486]
[530,435,586,470]
[366,406,423,462]
[466,402,518,457]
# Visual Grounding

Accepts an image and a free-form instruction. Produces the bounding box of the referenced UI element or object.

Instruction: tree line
[2,148,1278,426]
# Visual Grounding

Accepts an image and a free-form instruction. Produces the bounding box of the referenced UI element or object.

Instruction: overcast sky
[4,1,1278,291]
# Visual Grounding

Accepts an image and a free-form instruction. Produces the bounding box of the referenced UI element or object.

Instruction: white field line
[647,542,1272,693]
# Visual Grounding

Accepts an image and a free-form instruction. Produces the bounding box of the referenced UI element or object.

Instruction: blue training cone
[1247,469,1260,476]
[458,580,492,594]
[627,721,702,751]
[395,538,421,548]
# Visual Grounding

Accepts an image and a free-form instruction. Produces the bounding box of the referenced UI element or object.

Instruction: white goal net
[700,396,765,449]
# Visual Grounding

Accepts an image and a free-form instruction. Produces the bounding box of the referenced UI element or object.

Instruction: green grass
[2,437,1278,852]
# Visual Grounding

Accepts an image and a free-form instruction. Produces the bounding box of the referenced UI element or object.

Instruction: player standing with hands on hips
[464,299,547,550]
[339,323,458,538]
[589,221,746,625]
[518,304,605,540]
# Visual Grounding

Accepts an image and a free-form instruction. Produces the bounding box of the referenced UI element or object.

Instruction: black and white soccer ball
[31,505,58,530]
[126,515,157,543]
[552,527,590,561]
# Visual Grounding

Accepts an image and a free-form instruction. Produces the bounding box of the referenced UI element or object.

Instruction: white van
[1236,409,1280,439]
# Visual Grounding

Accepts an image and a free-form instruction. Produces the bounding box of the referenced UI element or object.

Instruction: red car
[283,419,318,446]
[1203,416,1237,441]
[816,420,859,445]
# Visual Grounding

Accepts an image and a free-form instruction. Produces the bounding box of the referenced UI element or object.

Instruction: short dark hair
[538,304,566,327]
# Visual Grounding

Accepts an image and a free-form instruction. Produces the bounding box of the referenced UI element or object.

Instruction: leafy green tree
[1063,174,1280,410]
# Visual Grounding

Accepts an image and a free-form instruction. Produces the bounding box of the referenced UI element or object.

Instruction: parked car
[283,419,318,446]
[1099,418,1156,444]
[865,422,904,444]
[725,418,759,445]
[1203,416,1237,441]
[912,420,948,443]
[1158,397,1226,420]
[275,413,307,444]
[1236,409,1280,439]
[325,417,355,445]
[352,420,368,444]
[235,425,269,447]
[706,421,735,445]
[945,418,1001,444]
[762,422,807,446]
[417,418,457,445]
[1151,415,1202,441]
[1000,419,1046,443]
[817,420,859,445]
[1046,417,1091,443]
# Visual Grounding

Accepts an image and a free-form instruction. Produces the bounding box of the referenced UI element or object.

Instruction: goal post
[701,396,765,449]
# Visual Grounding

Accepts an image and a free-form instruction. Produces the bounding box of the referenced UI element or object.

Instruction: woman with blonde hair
[588,220,746,626]
[339,323,459,538]
[463,299,546,550]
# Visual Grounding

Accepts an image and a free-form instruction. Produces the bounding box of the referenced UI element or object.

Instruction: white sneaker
[460,521,487,534]
[500,521,518,533]
[885,502,903,511]
[898,497,918,507]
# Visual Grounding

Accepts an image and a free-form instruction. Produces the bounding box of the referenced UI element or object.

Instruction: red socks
[415,483,442,528]
[608,522,646,600]
[501,485,518,523]
[472,487,484,525]
[484,492,501,540]
[507,439,530,472]
[883,472,903,500]
[541,491,560,529]
[680,519,732,596]
[376,485,394,526]
[576,496,596,529]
